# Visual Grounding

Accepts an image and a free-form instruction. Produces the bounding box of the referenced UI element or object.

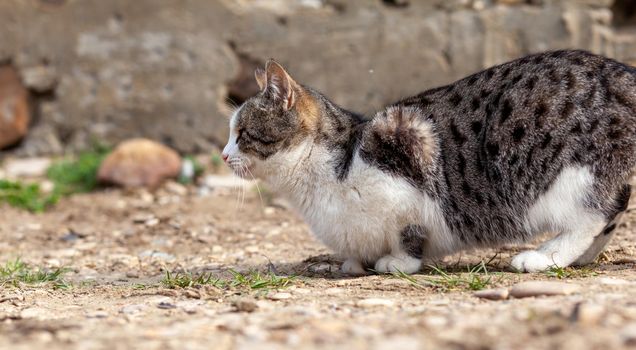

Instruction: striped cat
[222,50,635,274]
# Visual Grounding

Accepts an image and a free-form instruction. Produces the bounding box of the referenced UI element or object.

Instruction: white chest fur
[263,142,455,262]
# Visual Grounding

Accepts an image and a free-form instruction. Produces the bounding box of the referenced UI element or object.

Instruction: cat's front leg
[374,254,422,274]
[341,258,367,276]
[374,225,425,274]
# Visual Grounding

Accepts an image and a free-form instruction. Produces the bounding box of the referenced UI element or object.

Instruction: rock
[474,288,510,300]
[308,263,333,274]
[4,157,51,178]
[21,65,57,92]
[509,281,581,298]
[97,138,182,188]
[120,304,146,315]
[622,323,636,346]
[357,298,395,308]
[233,298,258,312]
[138,250,176,262]
[570,302,605,326]
[268,292,292,300]
[85,310,109,319]
[157,301,177,310]
[0,65,29,149]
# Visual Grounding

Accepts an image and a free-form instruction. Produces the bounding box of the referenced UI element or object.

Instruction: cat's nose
[222,153,229,162]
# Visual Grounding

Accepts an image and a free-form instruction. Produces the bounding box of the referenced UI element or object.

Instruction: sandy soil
[1,171,636,350]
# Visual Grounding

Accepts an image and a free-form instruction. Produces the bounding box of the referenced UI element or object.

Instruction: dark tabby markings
[511,74,523,86]
[561,101,574,118]
[400,225,426,259]
[486,142,499,157]
[526,76,537,90]
[565,71,576,90]
[500,67,512,79]
[571,121,582,134]
[471,121,482,135]
[608,129,623,139]
[500,99,513,125]
[549,69,560,84]
[449,92,462,106]
[450,122,466,145]
[457,153,466,176]
[509,153,519,166]
[467,75,478,86]
[512,126,525,142]
[602,223,617,236]
[462,181,472,195]
[589,119,599,132]
[471,97,480,111]
[486,70,494,81]
[540,133,552,148]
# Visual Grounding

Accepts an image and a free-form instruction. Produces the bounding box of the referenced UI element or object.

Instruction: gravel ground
[1,170,636,350]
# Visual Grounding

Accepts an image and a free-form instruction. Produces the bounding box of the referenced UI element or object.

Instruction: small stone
[509,281,581,298]
[269,292,292,300]
[157,301,177,309]
[86,310,108,319]
[4,157,51,178]
[120,304,145,315]
[125,271,140,278]
[98,138,182,188]
[357,298,395,308]
[597,277,631,285]
[245,246,259,253]
[308,263,333,274]
[325,287,344,295]
[622,323,636,346]
[164,181,188,196]
[184,289,201,299]
[474,288,509,300]
[0,65,30,149]
[233,298,258,312]
[571,302,605,326]
[21,65,58,92]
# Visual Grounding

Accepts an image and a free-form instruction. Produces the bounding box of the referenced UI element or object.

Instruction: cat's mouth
[227,158,254,179]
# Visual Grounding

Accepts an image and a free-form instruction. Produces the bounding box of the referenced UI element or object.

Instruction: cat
[221,50,635,274]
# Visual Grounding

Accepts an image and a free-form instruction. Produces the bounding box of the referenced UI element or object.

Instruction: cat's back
[394,50,636,243]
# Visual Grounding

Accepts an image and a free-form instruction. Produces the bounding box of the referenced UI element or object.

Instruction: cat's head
[221,60,319,179]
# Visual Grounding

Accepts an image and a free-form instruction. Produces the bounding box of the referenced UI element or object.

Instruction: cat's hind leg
[573,184,630,265]
[512,166,617,272]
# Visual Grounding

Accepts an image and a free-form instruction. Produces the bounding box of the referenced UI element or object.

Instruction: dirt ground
[1,168,636,350]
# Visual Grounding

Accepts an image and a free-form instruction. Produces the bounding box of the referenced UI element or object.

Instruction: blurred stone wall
[1,0,636,155]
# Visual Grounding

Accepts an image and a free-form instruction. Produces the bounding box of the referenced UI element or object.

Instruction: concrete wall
[1,0,636,155]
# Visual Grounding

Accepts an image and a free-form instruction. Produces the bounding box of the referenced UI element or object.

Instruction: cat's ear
[254,67,267,91]
[265,59,297,111]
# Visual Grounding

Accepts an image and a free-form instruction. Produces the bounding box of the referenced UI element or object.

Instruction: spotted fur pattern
[222,51,636,274]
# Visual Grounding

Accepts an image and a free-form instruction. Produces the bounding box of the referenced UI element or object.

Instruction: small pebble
[233,298,259,312]
[157,301,177,309]
[357,298,395,308]
[474,288,509,300]
[509,281,581,298]
[571,302,605,326]
[86,310,109,319]
[269,292,292,300]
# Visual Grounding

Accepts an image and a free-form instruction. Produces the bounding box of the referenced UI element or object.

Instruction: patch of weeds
[46,145,110,195]
[178,155,204,184]
[386,261,504,292]
[1,146,110,212]
[426,262,502,291]
[162,270,223,289]
[161,269,296,293]
[545,265,597,279]
[228,269,295,291]
[0,180,59,212]
[0,258,70,289]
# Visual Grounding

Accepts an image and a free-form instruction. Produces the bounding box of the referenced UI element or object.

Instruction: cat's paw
[374,255,421,274]
[341,258,367,276]
[511,250,556,272]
